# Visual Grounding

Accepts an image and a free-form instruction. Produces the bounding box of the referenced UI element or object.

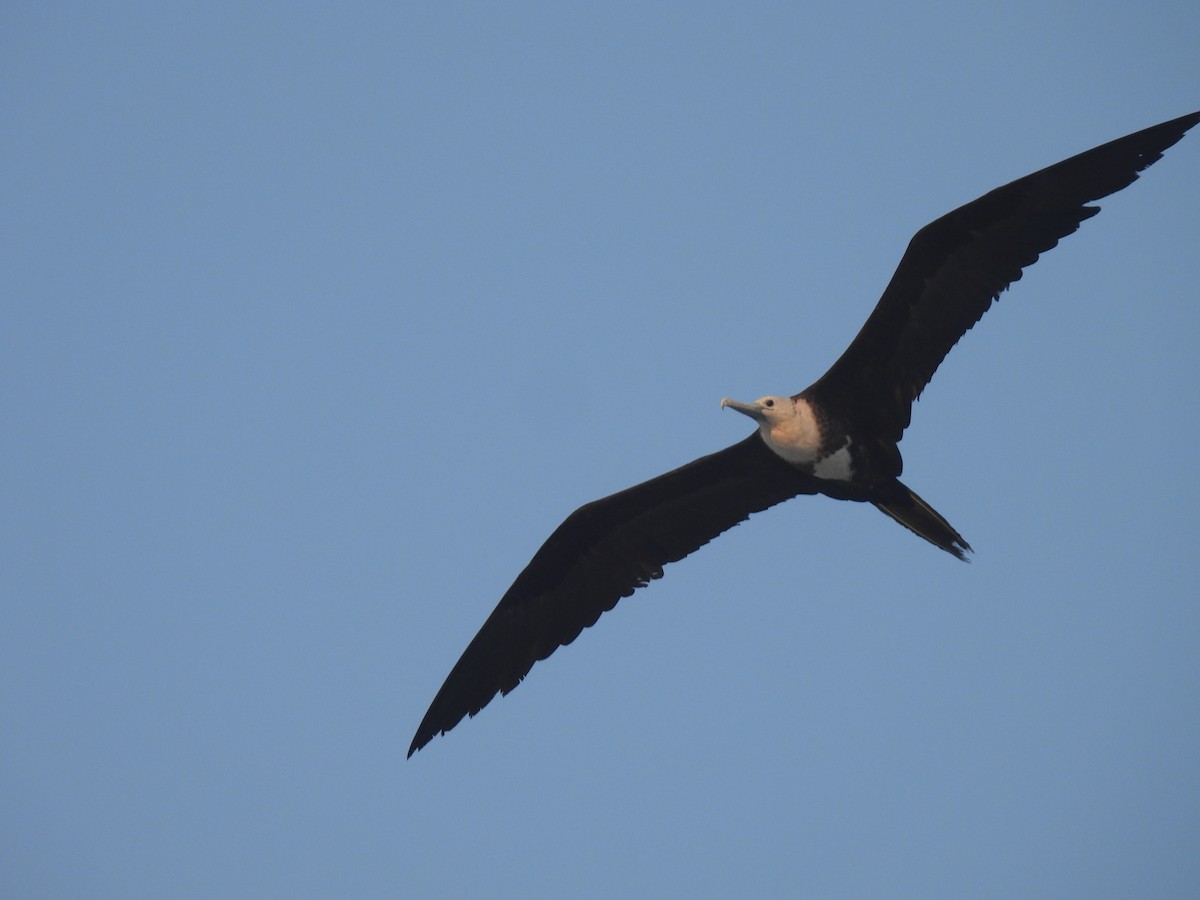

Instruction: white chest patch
[812,444,854,481]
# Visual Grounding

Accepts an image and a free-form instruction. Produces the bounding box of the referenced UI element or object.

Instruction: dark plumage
[409,111,1198,757]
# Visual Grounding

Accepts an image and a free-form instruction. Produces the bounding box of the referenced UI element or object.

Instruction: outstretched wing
[409,433,819,755]
[806,111,1199,442]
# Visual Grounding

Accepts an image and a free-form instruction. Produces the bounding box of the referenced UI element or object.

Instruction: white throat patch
[758,397,822,463]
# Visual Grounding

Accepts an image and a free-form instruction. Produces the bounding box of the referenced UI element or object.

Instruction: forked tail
[873,481,972,560]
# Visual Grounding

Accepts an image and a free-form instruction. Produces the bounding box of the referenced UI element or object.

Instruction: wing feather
[808,111,1199,440]
[408,434,818,755]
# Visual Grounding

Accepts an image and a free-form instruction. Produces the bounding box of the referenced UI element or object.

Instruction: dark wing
[806,111,1199,443]
[408,433,820,755]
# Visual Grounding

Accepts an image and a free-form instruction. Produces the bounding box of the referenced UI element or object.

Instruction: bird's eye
[763,399,775,408]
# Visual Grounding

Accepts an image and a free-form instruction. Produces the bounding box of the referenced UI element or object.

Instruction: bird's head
[720,395,795,429]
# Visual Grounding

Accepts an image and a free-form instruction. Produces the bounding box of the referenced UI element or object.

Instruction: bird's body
[720,393,967,558]
[409,111,1198,757]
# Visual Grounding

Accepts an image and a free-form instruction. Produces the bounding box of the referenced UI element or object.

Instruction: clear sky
[3,3,1198,897]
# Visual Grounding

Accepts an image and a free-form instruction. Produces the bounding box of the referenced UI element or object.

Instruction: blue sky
[3,3,1198,897]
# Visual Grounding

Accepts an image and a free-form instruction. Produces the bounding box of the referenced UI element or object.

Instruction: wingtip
[1174,110,1200,130]
[407,728,434,758]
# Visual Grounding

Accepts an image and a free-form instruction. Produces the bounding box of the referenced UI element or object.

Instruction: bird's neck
[760,397,825,465]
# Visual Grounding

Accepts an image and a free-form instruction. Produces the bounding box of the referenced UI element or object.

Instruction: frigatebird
[409,111,1198,757]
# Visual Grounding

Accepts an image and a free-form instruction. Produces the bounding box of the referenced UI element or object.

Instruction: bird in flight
[409,111,1198,757]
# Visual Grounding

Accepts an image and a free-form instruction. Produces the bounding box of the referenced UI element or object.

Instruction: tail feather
[873,481,972,560]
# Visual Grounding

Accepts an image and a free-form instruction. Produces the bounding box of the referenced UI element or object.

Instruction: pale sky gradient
[3,3,1199,897]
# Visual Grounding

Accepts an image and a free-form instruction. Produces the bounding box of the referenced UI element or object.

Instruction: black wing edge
[408,433,819,756]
